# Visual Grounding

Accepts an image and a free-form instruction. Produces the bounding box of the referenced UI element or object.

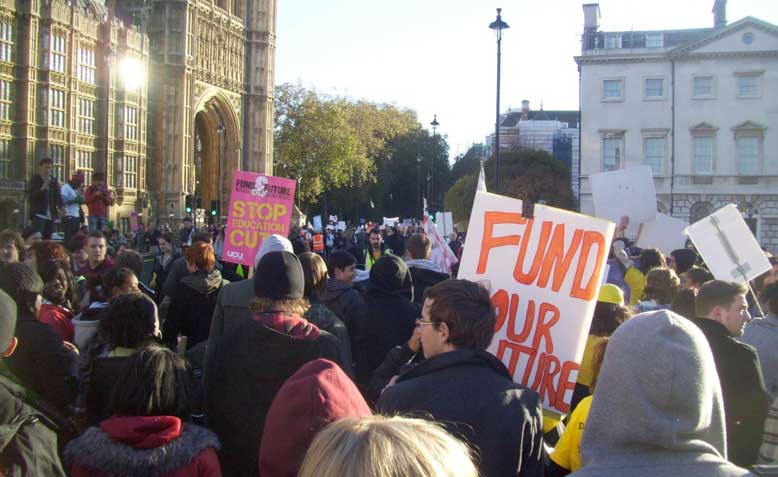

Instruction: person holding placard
[614,247,666,306]
[693,280,769,467]
[741,284,778,399]
[376,279,544,477]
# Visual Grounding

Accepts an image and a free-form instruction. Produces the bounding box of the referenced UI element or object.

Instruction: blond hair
[298,416,479,477]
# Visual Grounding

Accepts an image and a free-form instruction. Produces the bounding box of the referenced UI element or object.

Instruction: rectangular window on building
[693,76,714,98]
[645,33,664,48]
[50,145,65,182]
[78,98,95,135]
[76,150,94,185]
[0,139,9,179]
[50,32,66,73]
[77,47,96,84]
[692,136,714,174]
[605,35,620,49]
[123,155,137,189]
[644,78,664,98]
[736,136,760,175]
[736,74,761,98]
[125,106,138,141]
[0,19,12,63]
[602,79,624,101]
[50,89,65,127]
[0,79,11,121]
[644,137,665,174]
[602,137,623,171]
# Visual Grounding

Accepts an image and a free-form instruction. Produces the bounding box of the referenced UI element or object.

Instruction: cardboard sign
[435,212,455,237]
[458,192,614,414]
[591,166,657,225]
[635,213,689,255]
[383,217,399,227]
[313,215,323,232]
[684,204,770,283]
[222,171,296,266]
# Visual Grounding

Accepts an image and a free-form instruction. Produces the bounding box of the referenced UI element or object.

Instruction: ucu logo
[226,250,244,260]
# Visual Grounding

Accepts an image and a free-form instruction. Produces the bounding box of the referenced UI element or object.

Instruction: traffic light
[185,195,194,214]
[210,200,219,217]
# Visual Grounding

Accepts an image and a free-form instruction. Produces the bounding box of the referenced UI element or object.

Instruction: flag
[477,161,487,192]
[423,199,458,274]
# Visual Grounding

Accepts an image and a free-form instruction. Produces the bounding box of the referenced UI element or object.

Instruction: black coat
[693,318,769,467]
[377,349,545,477]
[408,266,449,305]
[0,374,66,476]
[152,252,181,303]
[163,270,224,350]
[27,174,61,219]
[4,316,77,413]
[204,317,341,476]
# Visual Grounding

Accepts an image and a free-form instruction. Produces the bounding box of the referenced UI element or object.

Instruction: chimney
[713,0,727,28]
[582,4,601,32]
[521,100,530,120]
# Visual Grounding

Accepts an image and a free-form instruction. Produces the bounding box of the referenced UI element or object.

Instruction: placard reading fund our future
[458,192,614,415]
[222,171,296,266]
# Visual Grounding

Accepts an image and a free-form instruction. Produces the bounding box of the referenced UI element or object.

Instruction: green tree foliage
[274,84,419,210]
[444,174,478,224]
[443,148,575,228]
[450,145,485,183]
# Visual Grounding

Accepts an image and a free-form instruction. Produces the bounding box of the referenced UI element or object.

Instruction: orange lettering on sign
[476,211,525,274]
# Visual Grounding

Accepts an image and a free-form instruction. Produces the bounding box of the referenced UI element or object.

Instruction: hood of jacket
[367,255,413,300]
[320,277,354,304]
[181,268,222,295]
[63,416,220,477]
[405,258,444,273]
[578,310,731,472]
[259,359,371,477]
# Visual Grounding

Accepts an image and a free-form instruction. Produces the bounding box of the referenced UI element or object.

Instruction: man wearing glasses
[377,279,544,477]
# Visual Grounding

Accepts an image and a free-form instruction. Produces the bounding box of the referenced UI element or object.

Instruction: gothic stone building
[0,0,276,230]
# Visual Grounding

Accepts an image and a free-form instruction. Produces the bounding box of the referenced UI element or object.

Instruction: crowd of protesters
[0,160,777,476]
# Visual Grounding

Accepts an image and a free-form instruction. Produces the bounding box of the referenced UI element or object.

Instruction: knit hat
[254,251,305,300]
[598,283,625,306]
[254,234,294,268]
[368,255,413,300]
[0,262,43,319]
[0,289,17,351]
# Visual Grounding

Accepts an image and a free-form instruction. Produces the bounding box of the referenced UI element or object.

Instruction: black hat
[254,251,305,300]
[0,263,44,318]
[0,289,16,351]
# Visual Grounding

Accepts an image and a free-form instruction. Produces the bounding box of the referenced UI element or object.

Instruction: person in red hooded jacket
[64,344,221,476]
[259,358,371,477]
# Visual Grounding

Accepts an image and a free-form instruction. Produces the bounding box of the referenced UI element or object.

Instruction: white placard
[383,217,399,227]
[457,192,614,414]
[684,204,771,283]
[591,166,657,225]
[635,213,689,255]
[336,221,346,231]
[312,215,323,232]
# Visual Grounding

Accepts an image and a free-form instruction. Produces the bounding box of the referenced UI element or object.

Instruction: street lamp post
[216,123,225,224]
[489,8,509,194]
[416,154,422,217]
[430,115,439,208]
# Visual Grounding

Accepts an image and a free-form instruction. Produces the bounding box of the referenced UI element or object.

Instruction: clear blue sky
[276,0,778,160]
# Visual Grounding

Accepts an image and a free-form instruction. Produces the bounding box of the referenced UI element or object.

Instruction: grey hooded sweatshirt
[570,310,753,477]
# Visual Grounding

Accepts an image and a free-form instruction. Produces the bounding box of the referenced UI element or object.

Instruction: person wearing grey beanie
[205,250,345,476]
[570,310,752,477]
[0,289,67,476]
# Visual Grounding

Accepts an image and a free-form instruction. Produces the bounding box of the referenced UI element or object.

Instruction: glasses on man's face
[416,319,438,327]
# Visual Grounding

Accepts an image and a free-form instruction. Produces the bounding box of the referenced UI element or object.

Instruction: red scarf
[253,312,320,340]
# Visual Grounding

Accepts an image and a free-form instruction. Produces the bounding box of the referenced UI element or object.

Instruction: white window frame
[735,72,762,99]
[642,131,668,175]
[689,124,717,175]
[600,131,625,172]
[605,34,621,49]
[78,98,95,135]
[643,77,665,100]
[0,79,11,121]
[125,106,138,141]
[0,139,9,179]
[645,33,664,48]
[602,78,625,102]
[732,122,765,176]
[692,75,715,99]
[76,150,94,185]
[0,19,12,63]
[49,89,65,128]
[123,155,137,189]
[50,144,65,182]
[77,46,96,85]
[50,31,66,73]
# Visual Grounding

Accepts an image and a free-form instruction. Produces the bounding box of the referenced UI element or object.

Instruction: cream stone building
[575,1,778,252]
[0,0,276,230]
